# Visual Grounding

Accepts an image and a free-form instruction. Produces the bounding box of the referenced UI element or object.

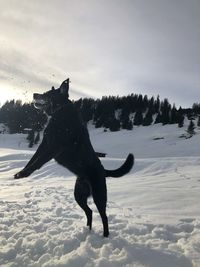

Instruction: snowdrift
[0,123,200,266]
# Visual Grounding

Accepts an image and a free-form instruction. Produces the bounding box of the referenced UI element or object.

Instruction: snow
[0,122,200,267]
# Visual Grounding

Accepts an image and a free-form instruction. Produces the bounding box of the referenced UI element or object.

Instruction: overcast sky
[0,0,199,107]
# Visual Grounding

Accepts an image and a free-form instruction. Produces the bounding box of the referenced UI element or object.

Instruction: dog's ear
[52,86,55,91]
[60,78,70,97]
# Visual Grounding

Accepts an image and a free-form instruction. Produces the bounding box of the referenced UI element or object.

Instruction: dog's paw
[14,171,24,179]
[14,170,30,179]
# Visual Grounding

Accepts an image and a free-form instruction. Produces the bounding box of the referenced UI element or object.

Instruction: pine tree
[134,110,143,125]
[178,114,184,128]
[122,118,133,130]
[27,130,35,148]
[120,109,133,130]
[143,110,153,126]
[154,112,162,124]
[197,116,200,127]
[95,118,103,128]
[192,103,200,115]
[161,99,171,125]
[148,96,156,114]
[187,120,195,137]
[109,118,120,132]
[177,107,184,127]
[154,95,160,113]
[170,104,178,124]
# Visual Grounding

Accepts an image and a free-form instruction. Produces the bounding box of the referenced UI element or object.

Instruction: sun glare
[0,83,32,106]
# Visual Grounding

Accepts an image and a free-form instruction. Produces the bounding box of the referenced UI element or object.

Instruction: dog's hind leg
[74,178,93,230]
[90,177,109,237]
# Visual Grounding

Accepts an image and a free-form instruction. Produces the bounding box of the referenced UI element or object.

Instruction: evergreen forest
[0,94,200,135]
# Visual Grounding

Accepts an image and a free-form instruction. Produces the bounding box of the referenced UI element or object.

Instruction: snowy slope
[0,123,200,267]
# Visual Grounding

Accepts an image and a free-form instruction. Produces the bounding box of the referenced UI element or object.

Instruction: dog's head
[33,78,70,115]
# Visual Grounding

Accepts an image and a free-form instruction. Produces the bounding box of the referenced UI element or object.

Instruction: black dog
[14,79,134,237]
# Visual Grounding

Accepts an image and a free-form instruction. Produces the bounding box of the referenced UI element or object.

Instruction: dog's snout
[33,93,40,100]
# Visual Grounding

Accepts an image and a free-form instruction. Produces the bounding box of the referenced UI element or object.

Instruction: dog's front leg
[14,139,53,179]
[14,152,53,179]
[24,139,47,169]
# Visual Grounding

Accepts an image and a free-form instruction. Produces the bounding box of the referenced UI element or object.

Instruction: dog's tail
[105,154,134,178]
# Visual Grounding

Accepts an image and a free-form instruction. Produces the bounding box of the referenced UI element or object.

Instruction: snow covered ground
[0,123,200,267]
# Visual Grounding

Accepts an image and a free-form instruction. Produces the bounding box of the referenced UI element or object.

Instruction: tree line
[0,100,47,134]
[0,94,200,136]
[75,95,200,131]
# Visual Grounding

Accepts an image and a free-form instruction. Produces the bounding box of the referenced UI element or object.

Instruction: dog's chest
[44,113,86,148]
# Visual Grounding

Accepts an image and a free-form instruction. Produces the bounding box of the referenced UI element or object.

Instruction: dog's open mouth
[33,93,49,109]
[33,99,47,109]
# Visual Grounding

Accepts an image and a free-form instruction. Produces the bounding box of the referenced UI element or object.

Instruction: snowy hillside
[0,123,200,267]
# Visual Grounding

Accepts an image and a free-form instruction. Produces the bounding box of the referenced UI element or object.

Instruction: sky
[0,0,199,107]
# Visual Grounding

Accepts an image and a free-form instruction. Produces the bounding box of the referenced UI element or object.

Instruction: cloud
[0,0,199,107]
